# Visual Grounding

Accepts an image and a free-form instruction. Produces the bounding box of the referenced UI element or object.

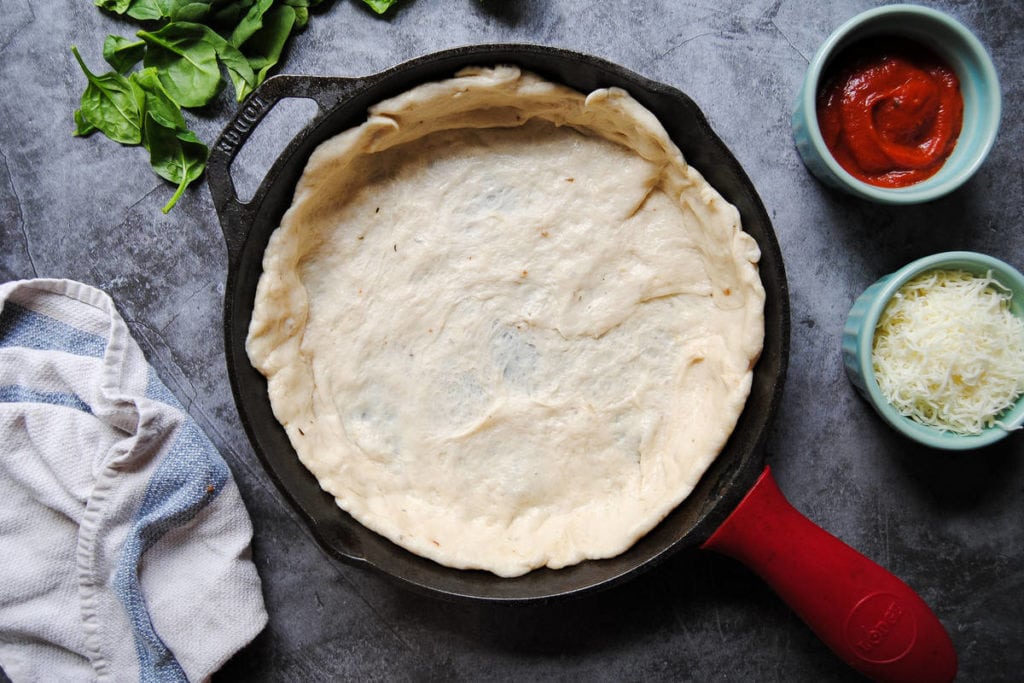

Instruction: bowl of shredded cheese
[843,251,1024,449]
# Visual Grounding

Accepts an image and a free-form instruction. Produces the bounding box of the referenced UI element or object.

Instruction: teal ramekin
[792,4,1001,204]
[842,252,1024,450]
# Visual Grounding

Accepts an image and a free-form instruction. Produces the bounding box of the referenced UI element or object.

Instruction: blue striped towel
[0,279,266,682]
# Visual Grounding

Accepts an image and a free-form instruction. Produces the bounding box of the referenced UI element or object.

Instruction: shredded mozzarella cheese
[872,269,1024,435]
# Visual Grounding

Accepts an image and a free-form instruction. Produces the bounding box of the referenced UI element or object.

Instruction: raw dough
[246,66,765,577]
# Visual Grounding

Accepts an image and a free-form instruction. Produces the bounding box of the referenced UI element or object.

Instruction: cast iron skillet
[208,45,955,682]
[208,43,787,601]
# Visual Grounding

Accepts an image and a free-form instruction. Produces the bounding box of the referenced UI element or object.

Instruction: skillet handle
[701,466,957,683]
[206,74,364,263]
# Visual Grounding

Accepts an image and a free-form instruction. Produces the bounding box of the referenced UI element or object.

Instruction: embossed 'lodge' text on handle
[214,94,272,159]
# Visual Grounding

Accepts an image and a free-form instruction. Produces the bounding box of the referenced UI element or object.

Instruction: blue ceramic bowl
[792,4,1001,204]
[842,252,1024,450]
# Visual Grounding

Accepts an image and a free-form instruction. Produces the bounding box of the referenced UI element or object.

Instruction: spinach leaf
[93,0,132,14]
[125,0,214,21]
[130,67,188,131]
[134,68,209,212]
[274,0,333,21]
[71,46,142,144]
[241,4,296,86]
[362,0,398,14]
[229,0,274,48]
[280,0,323,28]
[210,0,260,29]
[103,35,146,73]
[169,2,216,21]
[215,39,260,102]
[125,0,172,20]
[73,109,98,137]
[187,22,260,101]
[138,20,262,105]
[142,113,208,213]
[138,22,224,107]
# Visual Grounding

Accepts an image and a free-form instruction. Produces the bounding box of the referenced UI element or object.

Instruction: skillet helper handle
[701,466,956,683]
[206,74,361,263]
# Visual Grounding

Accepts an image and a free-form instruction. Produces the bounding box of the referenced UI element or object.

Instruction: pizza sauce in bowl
[791,4,1001,204]
[817,38,963,189]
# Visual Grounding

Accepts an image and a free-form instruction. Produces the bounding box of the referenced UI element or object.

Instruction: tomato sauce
[816,38,963,188]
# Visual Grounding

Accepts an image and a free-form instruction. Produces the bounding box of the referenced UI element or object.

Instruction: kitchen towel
[0,278,267,682]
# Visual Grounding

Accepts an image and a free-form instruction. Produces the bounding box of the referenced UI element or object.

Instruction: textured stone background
[1,0,1022,680]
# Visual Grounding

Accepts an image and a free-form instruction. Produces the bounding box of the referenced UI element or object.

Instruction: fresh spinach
[76,0,400,212]
[192,22,260,101]
[240,4,297,91]
[72,45,142,145]
[229,0,274,47]
[168,2,219,21]
[73,46,208,211]
[73,109,98,137]
[361,0,398,13]
[94,0,133,14]
[122,0,171,21]
[143,113,209,213]
[103,35,146,73]
[138,23,225,107]
[131,67,188,131]
[210,0,259,28]
[117,0,215,22]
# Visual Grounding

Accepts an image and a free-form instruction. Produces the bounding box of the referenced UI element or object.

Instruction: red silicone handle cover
[701,466,957,683]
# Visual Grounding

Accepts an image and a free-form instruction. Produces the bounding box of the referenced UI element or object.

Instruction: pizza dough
[246,66,765,577]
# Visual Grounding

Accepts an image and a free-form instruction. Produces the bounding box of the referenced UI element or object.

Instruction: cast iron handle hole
[228,96,320,204]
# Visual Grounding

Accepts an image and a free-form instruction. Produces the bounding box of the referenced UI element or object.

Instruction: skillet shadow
[378,548,863,680]
[470,0,543,26]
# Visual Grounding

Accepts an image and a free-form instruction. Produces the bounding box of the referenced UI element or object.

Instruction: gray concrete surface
[2,0,1022,680]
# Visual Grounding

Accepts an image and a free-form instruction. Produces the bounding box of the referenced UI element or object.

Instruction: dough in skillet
[246,66,765,577]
